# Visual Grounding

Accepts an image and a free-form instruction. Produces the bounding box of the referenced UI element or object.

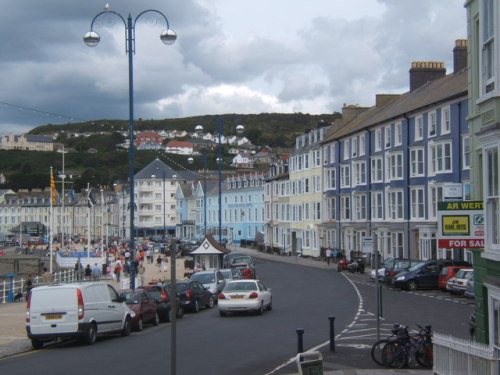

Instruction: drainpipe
[404,114,412,259]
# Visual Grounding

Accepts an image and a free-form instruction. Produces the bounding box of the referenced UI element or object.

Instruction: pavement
[0,246,433,375]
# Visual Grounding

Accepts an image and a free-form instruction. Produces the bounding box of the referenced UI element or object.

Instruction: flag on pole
[50,168,59,204]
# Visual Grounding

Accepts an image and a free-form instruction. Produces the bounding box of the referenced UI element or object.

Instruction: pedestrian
[156,255,162,269]
[325,247,333,265]
[333,248,339,263]
[84,264,92,279]
[138,261,146,287]
[161,256,169,273]
[25,274,33,296]
[74,258,84,281]
[114,261,122,282]
[91,262,101,280]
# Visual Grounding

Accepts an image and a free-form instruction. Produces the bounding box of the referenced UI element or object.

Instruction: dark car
[383,259,423,284]
[118,289,159,331]
[223,252,244,268]
[392,259,472,291]
[228,255,255,268]
[167,280,214,313]
[140,284,185,322]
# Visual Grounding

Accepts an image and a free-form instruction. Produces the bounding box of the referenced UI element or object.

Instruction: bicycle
[382,325,433,369]
[371,324,410,366]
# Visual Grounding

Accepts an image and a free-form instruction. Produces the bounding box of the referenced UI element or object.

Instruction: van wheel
[31,338,43,349]
[407,280,418,291]
[153,313,160,326]
[83,323,97,345]
[121,317,131,336]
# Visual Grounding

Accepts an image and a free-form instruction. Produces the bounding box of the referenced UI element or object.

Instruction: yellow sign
[442,216,470,236]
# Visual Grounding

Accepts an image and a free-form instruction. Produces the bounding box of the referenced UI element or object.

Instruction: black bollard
[329,316,336,352]
[296,328,304,353]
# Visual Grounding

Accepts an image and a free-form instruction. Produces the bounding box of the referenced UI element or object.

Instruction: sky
[0,0,467,134]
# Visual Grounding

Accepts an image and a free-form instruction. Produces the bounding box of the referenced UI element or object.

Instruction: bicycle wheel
[415,342,433,368]
[382,341,407,369]
[371,339,390,366]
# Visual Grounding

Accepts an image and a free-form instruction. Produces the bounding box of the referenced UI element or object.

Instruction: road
[0,256,474,375]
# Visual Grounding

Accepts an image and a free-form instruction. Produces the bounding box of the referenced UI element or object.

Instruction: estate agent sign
[437,201,485,248]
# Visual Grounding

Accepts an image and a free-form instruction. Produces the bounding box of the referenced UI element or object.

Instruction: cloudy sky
[0,0,466,134]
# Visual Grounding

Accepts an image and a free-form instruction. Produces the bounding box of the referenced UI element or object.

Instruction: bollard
[329,316,336,351]
[296,328,304,353]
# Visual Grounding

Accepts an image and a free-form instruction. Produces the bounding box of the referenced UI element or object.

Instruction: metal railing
[0,270,77,304]
[433,332,500,375]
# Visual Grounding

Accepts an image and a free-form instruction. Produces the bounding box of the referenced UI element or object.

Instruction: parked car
[189,269,226,301]
[218,279,272,316]
[167,280,214,313]
[26,282,134,349]
[140,285,172,322]
[227,255,255,268]
[370,257,394,281]
[223,252,244,268]
[464,277,475,299]
[438,266,472,289]
[393,259,471,291]
[230,262,256,279]
[118,289,159,331]
[220,268,242,281]
[447,269,474,294]
[384,259,423,284]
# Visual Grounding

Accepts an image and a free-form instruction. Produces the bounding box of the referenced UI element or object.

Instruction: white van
[26,282,134,349]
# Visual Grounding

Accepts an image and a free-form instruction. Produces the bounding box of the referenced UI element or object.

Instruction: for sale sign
[437,201,484,249]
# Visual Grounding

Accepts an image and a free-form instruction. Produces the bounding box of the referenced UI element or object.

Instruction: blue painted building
[320,44,471,262]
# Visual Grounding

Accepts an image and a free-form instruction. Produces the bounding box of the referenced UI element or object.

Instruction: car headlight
[396,276,406,281]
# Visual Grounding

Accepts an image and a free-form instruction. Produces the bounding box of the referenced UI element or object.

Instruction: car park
[118,289,159,331]
[438,266,472,289]
[167,280,214,313]
[26,282,134,349]
[447,269,474,295]
[189,269,226,300]
[218,279,272,316]
[393,259,471,291]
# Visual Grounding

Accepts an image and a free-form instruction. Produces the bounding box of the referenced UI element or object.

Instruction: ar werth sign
[437,201,484,249]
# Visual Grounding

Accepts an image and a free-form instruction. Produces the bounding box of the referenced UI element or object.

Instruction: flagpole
[49,167,54,274]
[87,183,91,258]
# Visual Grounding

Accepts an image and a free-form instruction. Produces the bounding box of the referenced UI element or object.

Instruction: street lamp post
[195,120,244,245]
[188,151,207,237]
[84,6,176,290]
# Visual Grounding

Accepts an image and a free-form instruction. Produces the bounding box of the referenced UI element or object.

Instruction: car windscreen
[120,292,140,304]
[174,283,187,293]
[145,289,162,300]
[408,262,425,272]
[219,270,232,279]
[191,273,215,283]
[456,269,472,279]
[440,267,450,276]
[224,282,257,292]
[233,256,253,264]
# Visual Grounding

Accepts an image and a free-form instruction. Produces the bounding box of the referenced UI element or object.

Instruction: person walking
[91,263,101,280]
[138,261,146,287]
[325,247,333,265]
[84,264,92,279]
[114,261,122,282]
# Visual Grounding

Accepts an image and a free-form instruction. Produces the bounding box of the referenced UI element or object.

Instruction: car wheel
[82,323,97,345]
[136,317,144,331]
[31,338,43,350]
[257,302,264,315]
[267,299,273,311]
[206,296,215,309]
[176,307,184,319]
[192,300,200,313]
[407,280,418,291]
[121,317,131,336]
[153,312,160,326]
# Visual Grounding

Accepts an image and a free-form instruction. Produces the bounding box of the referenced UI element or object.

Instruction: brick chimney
[409,61,446,91]
[453,39,467,73]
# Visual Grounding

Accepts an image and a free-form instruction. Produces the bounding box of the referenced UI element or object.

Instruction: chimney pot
[409,61,446,91]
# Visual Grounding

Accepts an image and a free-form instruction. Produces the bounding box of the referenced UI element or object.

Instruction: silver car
[189,269,226,300]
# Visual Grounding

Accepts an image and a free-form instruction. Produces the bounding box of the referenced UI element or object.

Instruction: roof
[135,158,197,181]
[24,135,53,143]
[166,141,193,148]
[189,234,230,254]
[324,68,467,142]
